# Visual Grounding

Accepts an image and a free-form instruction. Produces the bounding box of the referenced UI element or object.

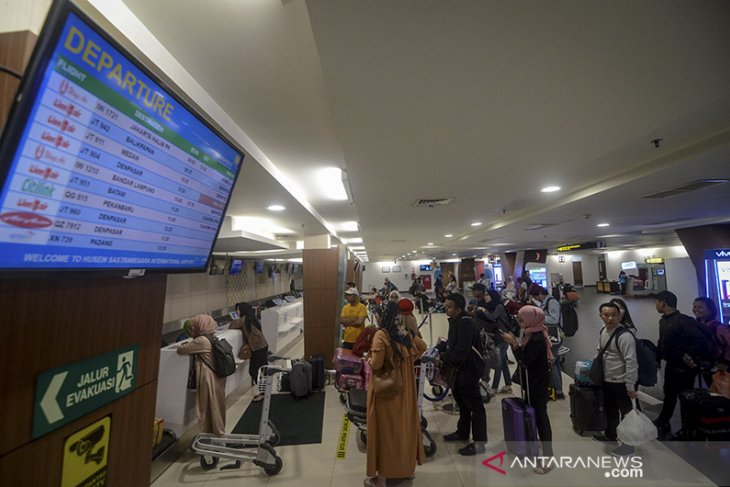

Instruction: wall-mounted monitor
[0,0,244,275]
[621,261,638,270]
[420,264,432,271]
[229,258,242,275]
[254,260,264,274]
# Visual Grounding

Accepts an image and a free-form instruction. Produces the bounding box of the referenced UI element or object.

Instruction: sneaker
[486,387,498,395]
[443,431,468,442]
[498,386,513,394]
[592,434,618,446]
[458,442,486,456]
[610,444,636,457]
[653,420,670,439]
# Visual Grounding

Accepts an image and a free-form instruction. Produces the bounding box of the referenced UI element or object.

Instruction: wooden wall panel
[0,273,166,459]
[459,258,475,287]
[303,248,342,364]
[0,381,157,487]
[0,30,37,133]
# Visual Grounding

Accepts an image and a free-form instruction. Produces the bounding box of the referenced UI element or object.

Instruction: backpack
[205,335,237,378]
[352,327,378,357]
[289,359,313,399]
[561,302,579,337]
[479,329,501,369]
[614,328,658,387]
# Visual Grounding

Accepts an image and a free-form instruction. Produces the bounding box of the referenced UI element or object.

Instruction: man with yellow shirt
[340,288,368,349]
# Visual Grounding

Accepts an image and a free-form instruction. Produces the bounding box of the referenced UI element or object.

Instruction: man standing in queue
[437,293,487,455]
[340,288,367,350]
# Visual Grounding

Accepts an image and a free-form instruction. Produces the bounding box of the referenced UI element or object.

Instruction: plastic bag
[617,407,657,446]
[710,370,730,399]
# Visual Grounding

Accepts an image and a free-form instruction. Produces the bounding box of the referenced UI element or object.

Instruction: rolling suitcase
[569,383,607,435]
[502,366,540,457]
[308,355,325,391]
[333,348,363,375]
[680,388,730,440]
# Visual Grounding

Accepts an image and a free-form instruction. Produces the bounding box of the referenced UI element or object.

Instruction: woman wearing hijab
[480,289,512,394]
[177,314,227,436]
[365,302,427,487]
[501,305,554,474]
[230,302,270,401]
[397,298,419,337]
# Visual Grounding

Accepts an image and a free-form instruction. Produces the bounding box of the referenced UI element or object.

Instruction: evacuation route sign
[33,345,138,439]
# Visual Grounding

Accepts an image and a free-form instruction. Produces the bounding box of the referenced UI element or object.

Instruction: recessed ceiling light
[266,204,285,212]
[541,186,561,193]
[470,222,482,227]
[451,253,457,256]
[427,242,434,246]
[444,234,453,238]
[596,223,610,227]
[343,237,363,244]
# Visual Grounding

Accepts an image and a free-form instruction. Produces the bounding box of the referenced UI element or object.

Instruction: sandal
[252,394,264,402]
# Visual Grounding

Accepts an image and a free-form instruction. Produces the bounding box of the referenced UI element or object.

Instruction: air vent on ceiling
[642,179,729,199]
[414,198,453,208]
[524,223,558,231]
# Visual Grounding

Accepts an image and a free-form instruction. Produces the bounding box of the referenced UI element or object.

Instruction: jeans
[491,342,512,390]
[551,343,563,394]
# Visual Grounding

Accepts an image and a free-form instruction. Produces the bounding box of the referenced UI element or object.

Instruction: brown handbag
[239,343,252,360]
[373,343,403,397]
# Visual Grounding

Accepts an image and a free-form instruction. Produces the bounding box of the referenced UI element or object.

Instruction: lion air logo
[0,212,53,229]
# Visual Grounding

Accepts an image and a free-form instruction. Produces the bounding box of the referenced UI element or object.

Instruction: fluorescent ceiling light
[266,204,285,212]
[427,242,434,246]
[444,234,453,238]
[296,240,304,250]
[318,167,348,200]
[288,258,303,263]
[596,223,610,227]
[470,222,482,227]
[350,245,365,250]
[541,186,561,193]
[337,221,359,232]
[343,237,363,244]
[231,216,296,238]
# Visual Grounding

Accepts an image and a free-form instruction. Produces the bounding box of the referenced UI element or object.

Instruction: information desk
[261,298,304,354]
[155,327,249,437]
[596,281,621,294]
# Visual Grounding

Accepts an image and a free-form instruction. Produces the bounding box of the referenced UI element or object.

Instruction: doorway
[572,261,584,286]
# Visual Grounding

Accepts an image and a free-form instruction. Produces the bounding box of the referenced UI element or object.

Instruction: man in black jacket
[437,293,487,456]
[653,290,710,438]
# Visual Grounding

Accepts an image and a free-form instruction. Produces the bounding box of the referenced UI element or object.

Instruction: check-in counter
[261,298,304,354]
[155,327,249,437]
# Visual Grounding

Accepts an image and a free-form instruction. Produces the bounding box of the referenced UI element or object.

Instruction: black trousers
[453,379,487,442]
[602,381,633,440]
[531,398,553,457]
[249,346,269,385]
[657,367,697,426]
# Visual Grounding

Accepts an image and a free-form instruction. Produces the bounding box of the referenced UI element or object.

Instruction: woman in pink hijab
[177,314,227,436]
[501,305,554,474]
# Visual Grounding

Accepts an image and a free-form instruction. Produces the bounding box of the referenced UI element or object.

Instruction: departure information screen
[0,9,243,271]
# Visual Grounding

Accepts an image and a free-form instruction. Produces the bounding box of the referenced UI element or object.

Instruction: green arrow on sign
[33,346,138,439]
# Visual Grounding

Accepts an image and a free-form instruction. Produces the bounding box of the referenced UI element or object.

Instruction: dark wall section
[676,223,730,295]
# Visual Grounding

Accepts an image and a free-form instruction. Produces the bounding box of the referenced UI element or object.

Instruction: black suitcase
[680,389,730,440]
[308,355,326,391]
[569,383,607,435]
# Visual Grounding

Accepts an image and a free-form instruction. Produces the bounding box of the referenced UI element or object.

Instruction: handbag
[239,343,252,360]
[511,364,523,386]
[373,343,403,397]
[589,328,621,385]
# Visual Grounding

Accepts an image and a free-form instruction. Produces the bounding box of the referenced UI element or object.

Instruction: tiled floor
[152,295,723,487]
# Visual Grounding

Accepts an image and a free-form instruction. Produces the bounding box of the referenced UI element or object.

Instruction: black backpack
[613,328,658,387]
[561,302,579,337]
[205,335,237,378]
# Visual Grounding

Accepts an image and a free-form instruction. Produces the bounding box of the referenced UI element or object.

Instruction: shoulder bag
[373,338,403,397]
[589,328,621,386]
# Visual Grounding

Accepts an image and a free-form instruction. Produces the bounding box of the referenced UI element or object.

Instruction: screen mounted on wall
[0,1,244,274]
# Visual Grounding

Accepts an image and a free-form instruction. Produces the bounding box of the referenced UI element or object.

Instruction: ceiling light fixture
[541,186,561,193]
[343,237,363,244]
[318,167,348,200]
[596,223,610,227]
[427,242,434,246]
[444,234,453,238]
[266,204,285,212]
[470,222,482,227]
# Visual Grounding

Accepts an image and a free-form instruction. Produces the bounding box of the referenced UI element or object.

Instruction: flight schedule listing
[0,12,243,270]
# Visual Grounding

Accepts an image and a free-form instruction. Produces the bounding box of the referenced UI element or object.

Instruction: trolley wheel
[263,456,283,476]
[420,416,428,429]
[339,393,347,404]
[423,429,436,457]
[268,420,280,447]
[200,455,219,470]
[360,430,367,444]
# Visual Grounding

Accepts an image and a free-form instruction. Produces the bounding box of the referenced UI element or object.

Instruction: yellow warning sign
[336,413,350,460]
[62,416,110,487]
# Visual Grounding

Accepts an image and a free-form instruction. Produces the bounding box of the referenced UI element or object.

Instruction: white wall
[664,257,700,314]
[363,260,437,293]
[604,246,689,281]
[0,0,52,34]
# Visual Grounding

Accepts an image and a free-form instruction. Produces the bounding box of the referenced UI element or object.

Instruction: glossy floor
[151,293,722,487]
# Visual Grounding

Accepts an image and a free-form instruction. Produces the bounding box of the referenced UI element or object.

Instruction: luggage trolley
[190,356,290,476]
